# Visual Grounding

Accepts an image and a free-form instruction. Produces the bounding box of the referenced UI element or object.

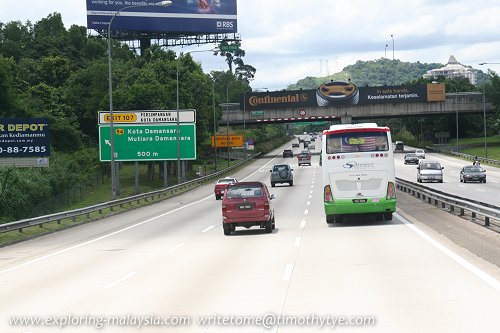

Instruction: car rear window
[273,165,289,172]
[217,178,236,184]
[226,186,264,198]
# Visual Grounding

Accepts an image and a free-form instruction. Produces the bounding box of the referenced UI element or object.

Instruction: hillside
[287,58,443,90]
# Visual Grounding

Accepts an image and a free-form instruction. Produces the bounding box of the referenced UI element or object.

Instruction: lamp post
[446,82,459,152]
[478,62,500,158]
[385,44,388,59]
[176,48,216,183]
[242,87,268,157]
[226,80,240,167]
[390,35,394,61]
[107,1,171,199]
[212,72,225,171]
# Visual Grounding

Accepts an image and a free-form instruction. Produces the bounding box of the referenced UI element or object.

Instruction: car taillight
[264,201,269,210]
[221,204,227,216]
[386,182,396,199]
[324,185,333,202]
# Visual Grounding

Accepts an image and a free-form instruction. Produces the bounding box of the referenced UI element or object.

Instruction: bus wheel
[326,215,336,224]
[384,212,393,221]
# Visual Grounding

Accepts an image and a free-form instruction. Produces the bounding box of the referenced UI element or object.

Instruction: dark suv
[270,164,293,187]
[282,149,293,157]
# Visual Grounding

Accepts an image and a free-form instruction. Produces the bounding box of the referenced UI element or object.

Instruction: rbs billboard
[86,0,237,34]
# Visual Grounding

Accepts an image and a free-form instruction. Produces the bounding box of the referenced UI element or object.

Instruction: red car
[297,150,312,166]
[214,177,238,200]
[221,181,276,235]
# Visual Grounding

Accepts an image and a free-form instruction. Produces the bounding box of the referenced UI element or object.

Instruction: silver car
[417,160,444,183]
[270,164,293,187]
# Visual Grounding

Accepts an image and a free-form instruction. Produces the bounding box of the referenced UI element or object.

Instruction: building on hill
[422,55,478,84]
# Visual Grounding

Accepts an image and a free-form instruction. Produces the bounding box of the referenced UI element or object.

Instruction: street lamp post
[226,80,240,167]
[212,73,225,171]
[107,1,171,199]
[176,48,217,182]
[391,34,394,61]
[478,62,500,158]
[446,82,459,152]
[385,44,388,59]
[242,87,268,157]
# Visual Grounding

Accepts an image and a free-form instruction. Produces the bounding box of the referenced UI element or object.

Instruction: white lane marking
[201,225,216,233]
[294,237,301,247]
[396,213,500,292]
[102,272,136,290]
[458,185,466,188]
[475,189,486,192]
[310,190,313,194]
[300,221,306,229]
[167,243,185,254]
[309,195,312,199]
[306,201,311,206]
[311,185,314,189]
[490,180,498,184]
[282,264,294,281]
[304,209,309,215]
[0,195,212,276]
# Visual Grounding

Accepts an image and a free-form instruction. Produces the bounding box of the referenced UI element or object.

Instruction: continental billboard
[242,83,446,111]
[86,0,237,34]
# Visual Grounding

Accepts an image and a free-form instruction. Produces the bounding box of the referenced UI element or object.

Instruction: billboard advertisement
[242,83,445,111]
[86,0,237,34]
[0,118,51,157]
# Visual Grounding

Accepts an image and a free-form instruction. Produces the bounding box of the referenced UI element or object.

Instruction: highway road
[394,147,500,207]
[0,142,499,333]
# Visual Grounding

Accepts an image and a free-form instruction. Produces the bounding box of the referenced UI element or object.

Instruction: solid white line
[102,272,136,290]
[395,213,500,292]
[201,225,216,233]
[304,209,309,215]
[294,237,301,247]
[299,221,306,229]
[0,196,212,276]
[282,264,294,281]
[167,243,185,254]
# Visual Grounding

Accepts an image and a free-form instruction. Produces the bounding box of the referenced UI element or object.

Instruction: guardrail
[396,177,500,227]
[425,146,500,167]
[0,153,261,234]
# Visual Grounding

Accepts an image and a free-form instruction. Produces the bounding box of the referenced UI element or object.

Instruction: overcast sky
[1,0,500,90]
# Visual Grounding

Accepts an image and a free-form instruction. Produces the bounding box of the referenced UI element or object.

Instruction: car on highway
[417,160,444,183]
[297,150,312,166]
[404,153,419,165]
[394,141,404,152]
[214,177,238,200]
[270,164,293,187]
[415,149,426,159]
[221,181,276,235]
[460,165,486,183]
[292,142,300,148]
[282,149,293,157]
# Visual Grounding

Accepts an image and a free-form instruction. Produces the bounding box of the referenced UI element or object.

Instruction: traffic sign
[211,135,243,148]
[99,124,196,161]
[220,44,240,52]
[98,110,195,124]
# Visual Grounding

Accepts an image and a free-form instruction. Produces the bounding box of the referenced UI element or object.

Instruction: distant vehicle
[292,142,300,148]
[282,149,293,158]
[270,164,293,187]
[308,143,315,150]
[303,141,310,148]
[404,153,419,165]
[321,123,396,223]
[214,177,238,200]
[221,181,276,235]
[417,160,444,183]
[415,149,425,159]
[297,150,312,166]
[460,165,486,183]
[394,141,404,151]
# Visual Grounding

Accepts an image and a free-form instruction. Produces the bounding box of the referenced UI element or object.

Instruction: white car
[415,149,425,159]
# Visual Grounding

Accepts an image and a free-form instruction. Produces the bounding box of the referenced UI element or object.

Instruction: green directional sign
[220,44,240,52]
[99,124,196,161]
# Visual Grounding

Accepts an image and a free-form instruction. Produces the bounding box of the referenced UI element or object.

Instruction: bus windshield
[325,131,389,154]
